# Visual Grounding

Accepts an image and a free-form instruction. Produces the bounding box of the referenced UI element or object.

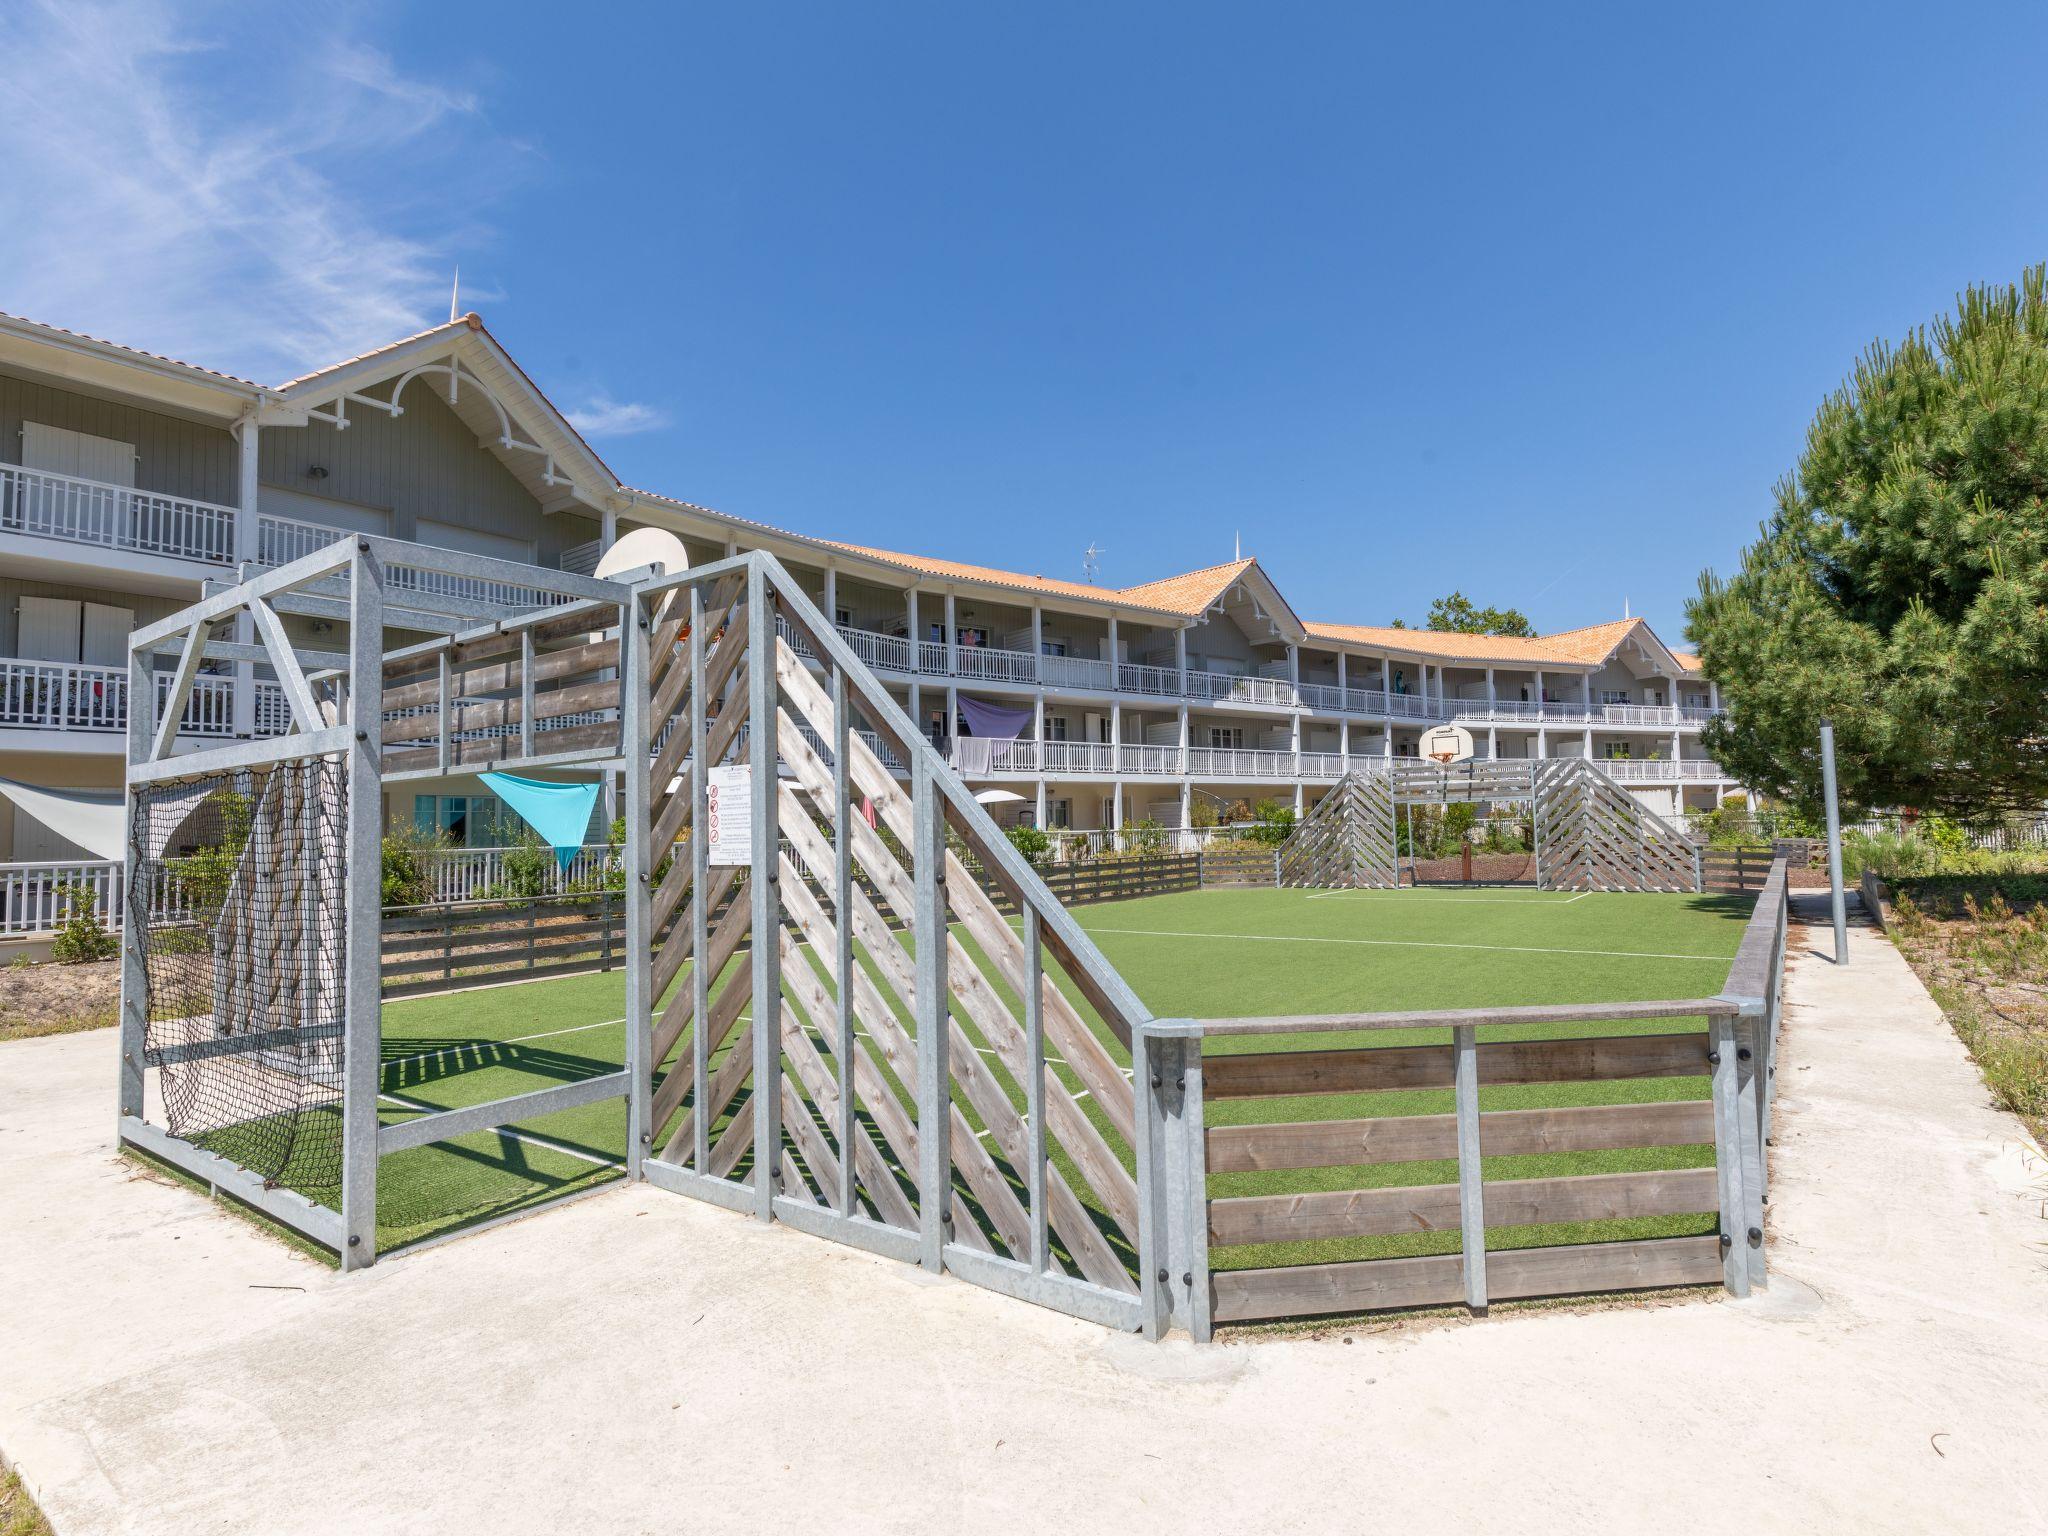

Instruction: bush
[1124,818,1166,856]
[381,823,446,908]
[485,829,554,901]
[50,882,118,963]
[566,816,629,894]
[1246,799,1296,847]
[1005,823,1050,867]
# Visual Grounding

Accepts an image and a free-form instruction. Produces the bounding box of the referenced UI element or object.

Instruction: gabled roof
[823,542,1136,606]
[1116,558,1257,615]
[1303,615,1690,673]
[272,313,619,512]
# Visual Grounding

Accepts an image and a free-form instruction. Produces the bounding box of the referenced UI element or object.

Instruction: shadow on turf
[378,1037,616,1094]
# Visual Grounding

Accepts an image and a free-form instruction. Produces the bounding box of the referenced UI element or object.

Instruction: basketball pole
[1820,718,1848,965]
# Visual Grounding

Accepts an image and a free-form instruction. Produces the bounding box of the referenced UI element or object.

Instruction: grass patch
[1887,893,2048,1142]
[1,1465,53,1536]
[148,886,1754,1279]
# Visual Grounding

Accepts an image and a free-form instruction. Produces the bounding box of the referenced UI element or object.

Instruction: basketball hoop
[1417,724,1476,765]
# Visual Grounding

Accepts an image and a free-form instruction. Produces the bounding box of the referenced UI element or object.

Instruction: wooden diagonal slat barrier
[1281,761,1699,893]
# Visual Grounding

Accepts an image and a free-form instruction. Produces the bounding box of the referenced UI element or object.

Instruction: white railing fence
[1,843,625,937]
[0,463,236,563]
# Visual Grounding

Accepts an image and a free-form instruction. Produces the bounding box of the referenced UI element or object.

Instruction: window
[957,627,987,649]
[1208,727,1245,749]
[413,794,511,847]
[1047,798,1072,829]
[1040,638,1068,657]
[1601,690,1631,706]
[1046,716,1069,742]
[835,606,851,628]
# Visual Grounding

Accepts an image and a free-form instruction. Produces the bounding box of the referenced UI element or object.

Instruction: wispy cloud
[0,1,520,381]
[565,394,670,438]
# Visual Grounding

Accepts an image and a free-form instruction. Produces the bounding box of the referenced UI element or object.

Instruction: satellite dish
[595,527,691,583]
[1418,724,1476,765]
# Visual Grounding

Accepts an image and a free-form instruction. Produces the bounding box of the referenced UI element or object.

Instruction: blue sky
[3,3,2043,646]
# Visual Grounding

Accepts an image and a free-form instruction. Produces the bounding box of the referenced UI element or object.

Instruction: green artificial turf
[232,884,1754,1268]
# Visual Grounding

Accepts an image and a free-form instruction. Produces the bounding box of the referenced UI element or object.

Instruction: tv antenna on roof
[1083,542,1104,584]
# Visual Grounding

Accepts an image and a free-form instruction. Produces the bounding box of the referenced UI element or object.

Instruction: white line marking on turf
[1079,925,1732,963]
[1306,889,1589,904]
[375,1089,624,1169]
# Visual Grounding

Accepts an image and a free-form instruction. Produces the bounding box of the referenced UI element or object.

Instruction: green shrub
[1246,799,1296,847]
[381,823,446,908]
[1005,824,1051,867]
[49,883,118,963]
[487,829,553,901]
[1124,818,1166,856]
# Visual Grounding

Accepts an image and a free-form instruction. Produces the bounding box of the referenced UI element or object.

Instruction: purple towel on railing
[955,694,1033,740]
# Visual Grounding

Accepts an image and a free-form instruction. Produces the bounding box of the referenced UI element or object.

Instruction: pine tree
[1688,264,2048,820]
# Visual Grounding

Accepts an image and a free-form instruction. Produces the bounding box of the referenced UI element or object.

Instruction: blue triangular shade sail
[479,772,601,872]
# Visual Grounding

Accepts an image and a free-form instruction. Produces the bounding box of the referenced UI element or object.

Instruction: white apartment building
[0,309,1734,936]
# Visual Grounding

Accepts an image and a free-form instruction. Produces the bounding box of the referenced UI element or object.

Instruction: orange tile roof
[1535,617,1651,665]
[1114,558,1258,616]
[1670,649,1703,673]
[825,541,1137,604]
[1303,615,1684,671]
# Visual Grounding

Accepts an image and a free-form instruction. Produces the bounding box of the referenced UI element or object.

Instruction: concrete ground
[3,892,2044,1534]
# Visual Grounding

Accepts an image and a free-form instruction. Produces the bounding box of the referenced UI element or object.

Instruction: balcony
[1597,758,1728,783]
[944,735,1728,786]
[0,658,290,744]
[1447,699,1724,729]
[822,621,1719,729]
[3,464,581,619]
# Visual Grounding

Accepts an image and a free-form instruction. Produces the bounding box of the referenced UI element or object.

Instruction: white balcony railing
[1,860,123,937]
[1597,758,1729,783]
[0,463,237,564]
[0,658,295,741]
[821,622,1723,730]
[1185,745,1300,777]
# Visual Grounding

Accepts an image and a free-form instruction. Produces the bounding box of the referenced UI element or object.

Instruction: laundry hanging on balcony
[479,771,602,873]
[0,776,127,862]
[955,694,1033,740]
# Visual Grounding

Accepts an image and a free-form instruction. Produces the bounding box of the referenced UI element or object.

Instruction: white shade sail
[0,776,126,862]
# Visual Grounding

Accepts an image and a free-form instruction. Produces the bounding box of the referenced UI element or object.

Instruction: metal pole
[622,591,650,1179]
[340,542,386,1270]
[911,752,950,1272]
[117,639,152,1124]
[1819,718,1847,964]
[747,558,782,1220]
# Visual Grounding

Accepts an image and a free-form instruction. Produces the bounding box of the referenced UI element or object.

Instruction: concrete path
[4,892,2044,1534]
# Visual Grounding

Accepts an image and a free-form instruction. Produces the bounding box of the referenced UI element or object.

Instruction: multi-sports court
[340,884,1753,1267]
[124,543,1781,1340]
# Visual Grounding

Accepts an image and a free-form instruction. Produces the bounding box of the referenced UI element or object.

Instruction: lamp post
[1820,719,1847,964]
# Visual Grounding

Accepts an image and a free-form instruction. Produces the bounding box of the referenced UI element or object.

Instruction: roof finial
[1235,530,1241,561]
[1623,595,1631,619]
[449,266,460,324]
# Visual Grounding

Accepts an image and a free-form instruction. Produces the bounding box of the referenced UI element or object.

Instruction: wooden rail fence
[1133,856,1789,1338]
[1199,848,1282,885]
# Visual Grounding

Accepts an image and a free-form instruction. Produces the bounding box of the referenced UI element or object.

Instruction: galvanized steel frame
[119,535,644,1268]
[631,549,1156,1332]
